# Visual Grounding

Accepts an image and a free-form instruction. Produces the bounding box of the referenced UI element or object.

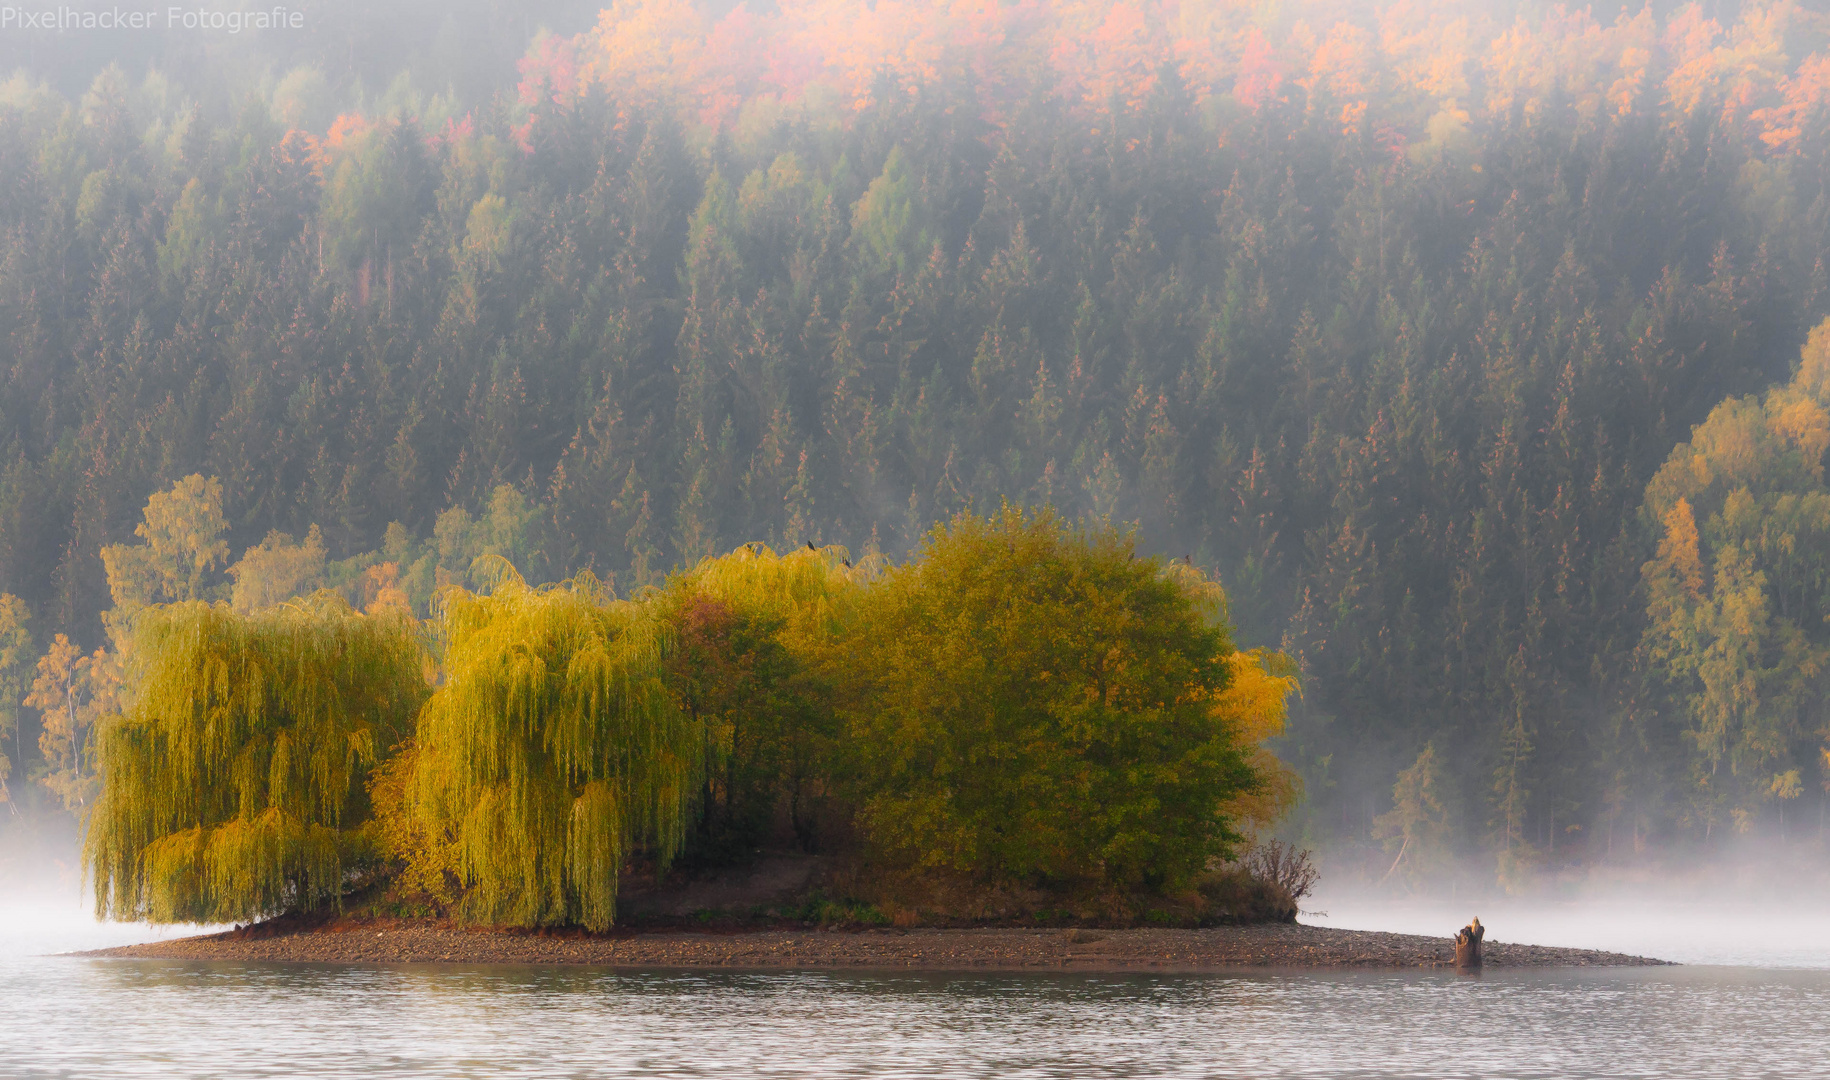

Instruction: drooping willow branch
[408,569,701,931]
[86,595,426,923]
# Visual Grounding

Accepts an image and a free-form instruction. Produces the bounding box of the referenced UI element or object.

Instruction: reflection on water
[3,956,1828,1079]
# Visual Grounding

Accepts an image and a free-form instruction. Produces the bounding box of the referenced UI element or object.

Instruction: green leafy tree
[851,146,929,275]
[319,118,432,272]
[1372,743,1450,888]
[431,485,552,591]
[844,506,1264,892]
[663,594,803,858]
[662,543,867,856]
[155,177,222,283]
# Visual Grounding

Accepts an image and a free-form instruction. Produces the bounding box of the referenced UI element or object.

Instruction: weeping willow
[668,542,873,655]
[86,595,426,923]
[409,570,699,931]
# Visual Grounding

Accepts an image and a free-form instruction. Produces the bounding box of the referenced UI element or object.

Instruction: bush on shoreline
[86,508,1302,927]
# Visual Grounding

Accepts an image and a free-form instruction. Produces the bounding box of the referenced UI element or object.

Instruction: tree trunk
[1455,918,1484,970]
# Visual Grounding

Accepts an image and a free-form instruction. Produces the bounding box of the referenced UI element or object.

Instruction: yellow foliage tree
[228,526,328,614]
[1640,317,1830,832]
[99,474,230,619]
[86,596,426,923]
[96,474,236,735]
[842,506,1285,891]
[404,568,701,931]
[25,634,102,814]
[1214,648,1303,832]
[0,593,30,808]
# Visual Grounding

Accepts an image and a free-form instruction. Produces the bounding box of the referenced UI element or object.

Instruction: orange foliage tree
[507,0,1825,153]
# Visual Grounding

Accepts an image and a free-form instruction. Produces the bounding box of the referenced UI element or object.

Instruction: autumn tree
[86,596,426,923]
[0,594,31,809]
[1638,320,1830,835]
[99,475,231,617]
[24,635,100,814]
[228,525,328,614]
[843,506,1274,892]
[403,568,701,931]
[99,473,233,684]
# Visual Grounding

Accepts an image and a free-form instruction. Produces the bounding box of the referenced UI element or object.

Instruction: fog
[0,822,219,960]
[0,889,216,960]
[1308,895,1830,968]
[10,806,1830,967]
[8,827,1829,968]
[12,883,1823,968]
[1305,838,1830,969]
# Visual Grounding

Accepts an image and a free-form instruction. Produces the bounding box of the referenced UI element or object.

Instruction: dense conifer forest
[3,0,1830,890]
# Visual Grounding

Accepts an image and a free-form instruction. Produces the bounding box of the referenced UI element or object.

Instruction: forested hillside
[2,0,1829,884]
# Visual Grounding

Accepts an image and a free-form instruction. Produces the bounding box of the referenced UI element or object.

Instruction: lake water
[4,889,1829,1079]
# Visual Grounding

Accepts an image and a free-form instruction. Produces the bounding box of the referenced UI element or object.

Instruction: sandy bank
[77,920,1671,970]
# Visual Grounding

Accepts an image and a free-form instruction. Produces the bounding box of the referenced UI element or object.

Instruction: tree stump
[1454,917,1484,970]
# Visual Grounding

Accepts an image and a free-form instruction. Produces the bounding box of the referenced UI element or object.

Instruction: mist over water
[0,880,219,961]
[1309,895,1830,968]
[0,822,219,959]
[12,878,1828,969]
[1307,840,1830,968]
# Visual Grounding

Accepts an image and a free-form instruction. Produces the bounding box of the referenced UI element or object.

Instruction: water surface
[4,894,1827,1078]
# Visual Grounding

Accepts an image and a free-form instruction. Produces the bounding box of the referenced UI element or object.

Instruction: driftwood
[1454,917,1484,969]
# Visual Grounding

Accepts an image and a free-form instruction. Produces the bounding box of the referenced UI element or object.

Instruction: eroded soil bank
[79,920,1670,970]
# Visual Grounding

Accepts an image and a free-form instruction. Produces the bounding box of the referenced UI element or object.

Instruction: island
[82,919,1669,969]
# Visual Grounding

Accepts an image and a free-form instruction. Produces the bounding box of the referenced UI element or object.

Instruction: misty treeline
[0,0,601,105]
[84,506,1295,926]
[1,0,1829,888]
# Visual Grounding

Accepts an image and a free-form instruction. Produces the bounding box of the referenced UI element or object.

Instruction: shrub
[1238,839,1319,903]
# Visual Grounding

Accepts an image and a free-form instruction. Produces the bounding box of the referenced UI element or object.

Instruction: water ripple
[3,958,1827,1079]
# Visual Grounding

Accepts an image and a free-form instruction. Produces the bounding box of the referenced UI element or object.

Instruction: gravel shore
[78,920,1671,970]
